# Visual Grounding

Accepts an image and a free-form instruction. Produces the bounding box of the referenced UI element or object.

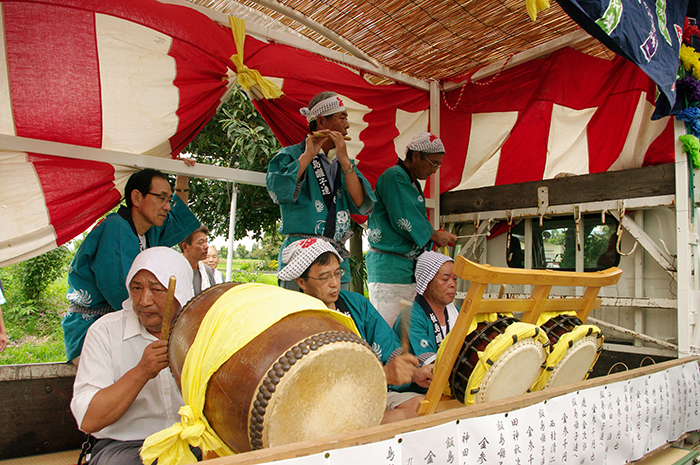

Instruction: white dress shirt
[71,309,183,441]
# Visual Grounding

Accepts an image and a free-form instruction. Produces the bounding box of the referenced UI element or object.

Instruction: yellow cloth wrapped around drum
[530,311,603,391]
[436,314,548,406]
[141,283,387,464]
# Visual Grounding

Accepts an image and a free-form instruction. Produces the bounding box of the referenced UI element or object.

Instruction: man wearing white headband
[71,247,198,464]
[266,91,375,291]
[278,238,432,423]
[393,250,459,391]
[366,132,457,327]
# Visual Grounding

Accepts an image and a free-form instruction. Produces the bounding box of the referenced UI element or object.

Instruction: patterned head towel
[299,95,346,122]
[407,132,445,154]
[415,251,454,295]
[278,238,343,281]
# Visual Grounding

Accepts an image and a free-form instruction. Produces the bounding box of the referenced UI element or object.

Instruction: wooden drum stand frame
[416,255,623,416]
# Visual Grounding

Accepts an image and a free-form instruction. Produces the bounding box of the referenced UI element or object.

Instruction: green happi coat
[266,140,375,283]
[366,161,434,284]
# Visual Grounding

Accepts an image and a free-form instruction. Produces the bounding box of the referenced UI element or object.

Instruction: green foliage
[0,264,68,365]
[185,86,281,241]
[16,246,70,301]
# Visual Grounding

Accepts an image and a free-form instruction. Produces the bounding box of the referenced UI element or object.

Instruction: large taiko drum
[448,316,548,406]
[530,314,603,391]
[166,283,387,453]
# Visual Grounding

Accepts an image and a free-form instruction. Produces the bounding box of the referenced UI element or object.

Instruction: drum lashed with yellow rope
[530,314,603,391]
[167,283,387,453]
[443,316,549,406]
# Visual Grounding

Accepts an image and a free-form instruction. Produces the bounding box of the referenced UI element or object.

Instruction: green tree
[236,244,249,259]
[16,246,71,301]
[185,86,281,241]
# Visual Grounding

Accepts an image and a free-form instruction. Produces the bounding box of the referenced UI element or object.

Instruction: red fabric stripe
[440,107,472,193]
[642,119,675,166]
[495,101,553,185]
[27,154,119,245]
[4,2,102,147]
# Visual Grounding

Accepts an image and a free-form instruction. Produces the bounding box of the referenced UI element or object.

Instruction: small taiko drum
[167,283,387,453]
[530,314,603,391]
[449,316,547,406]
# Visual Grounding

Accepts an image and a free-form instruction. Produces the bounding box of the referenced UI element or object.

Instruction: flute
[312,131,352,141]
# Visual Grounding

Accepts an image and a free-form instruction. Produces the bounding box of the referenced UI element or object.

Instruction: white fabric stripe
[0,151,57,267]
[96,13,178,155]
[341,93,369,161]
[454,111,518,191]
[543,104,595,179]
[0,5,16,137]
[394,108,429,160]
[609,92,669,171]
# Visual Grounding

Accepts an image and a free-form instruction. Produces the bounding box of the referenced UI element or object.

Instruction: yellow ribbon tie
[140,405,231,465]
[229,16,283,99]
[525,0,551,21]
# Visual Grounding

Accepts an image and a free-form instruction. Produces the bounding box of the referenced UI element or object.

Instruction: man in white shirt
[71,247,195,465]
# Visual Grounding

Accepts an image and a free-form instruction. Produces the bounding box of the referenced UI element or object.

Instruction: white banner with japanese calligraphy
[266,360,700,465]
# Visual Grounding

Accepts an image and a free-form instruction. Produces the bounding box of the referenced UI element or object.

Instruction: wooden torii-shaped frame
[416,255,623,416]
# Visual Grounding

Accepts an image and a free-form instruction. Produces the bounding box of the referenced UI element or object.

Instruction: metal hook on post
[505,210,513,262]
[472,214,482,261]
[574,205,581,252]
[615,200,638,256]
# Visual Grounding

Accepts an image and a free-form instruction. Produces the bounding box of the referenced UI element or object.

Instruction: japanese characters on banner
[274,361,699,465]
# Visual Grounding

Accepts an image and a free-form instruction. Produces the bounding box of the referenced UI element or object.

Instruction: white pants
[368,282,416,327]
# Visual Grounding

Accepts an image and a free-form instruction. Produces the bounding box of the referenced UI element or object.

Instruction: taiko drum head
[450,317,547,405]
[533,315,603,391]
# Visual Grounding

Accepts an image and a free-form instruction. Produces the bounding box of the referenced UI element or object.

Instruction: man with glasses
[266,91,375,291]
[278,238,433,423]
[63,167,200,364]
[366,133,457,327]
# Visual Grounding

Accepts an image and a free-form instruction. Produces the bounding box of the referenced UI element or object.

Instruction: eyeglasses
[146,192,174,204]
[307,269,345,282]
[422,155,442,169]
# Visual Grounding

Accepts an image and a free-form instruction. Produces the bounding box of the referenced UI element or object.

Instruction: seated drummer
[392,251,459,392]
[277,238,432,423]
[70,247,201,464]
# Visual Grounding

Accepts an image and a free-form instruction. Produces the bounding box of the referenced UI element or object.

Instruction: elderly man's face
[424,262,457,306]
[129,269,170,336]
[204,246,219,270]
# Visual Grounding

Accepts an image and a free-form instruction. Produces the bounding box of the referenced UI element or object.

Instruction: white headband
[299,95,346,122]
[278,239,342,281]
[407,132,445,154]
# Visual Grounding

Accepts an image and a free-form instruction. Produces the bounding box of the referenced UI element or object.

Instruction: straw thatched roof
[187,0,614,85]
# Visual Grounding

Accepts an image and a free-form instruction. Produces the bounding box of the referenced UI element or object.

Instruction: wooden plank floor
[0,450,79,465]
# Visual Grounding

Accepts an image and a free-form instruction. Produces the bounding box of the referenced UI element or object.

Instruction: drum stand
[416,255,623,416]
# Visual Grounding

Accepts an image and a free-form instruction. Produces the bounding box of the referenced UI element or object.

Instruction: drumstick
[399,299,413,355]
[160,276,177,341]
[312,131,352,141]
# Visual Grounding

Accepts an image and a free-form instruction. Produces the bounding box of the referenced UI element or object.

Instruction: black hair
[124,168,169,209]
[300,251,339,280]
